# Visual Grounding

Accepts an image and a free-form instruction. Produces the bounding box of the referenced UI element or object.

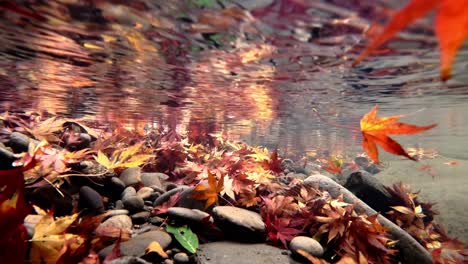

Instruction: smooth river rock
[289,236,324,257]
[212,206,266,241]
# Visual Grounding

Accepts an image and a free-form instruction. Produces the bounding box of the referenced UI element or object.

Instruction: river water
[0,0,467,242]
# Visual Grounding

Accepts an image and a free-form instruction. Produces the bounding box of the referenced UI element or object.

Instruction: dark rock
[115,200,124,209]
[174,252,189,264]
[131,211,151,224]
[122,187,137,200]
[167,207,212,224]
[304,174,433,264]
[153,186,191,207]
[99,214,132,231]
[354,157,370,167]
[0,146,16,170]
[289,236,323,257]
[149,216,165,226]
[99,231,172,258]
[140,172,165,188]
[365,164,382,174]
[65,133,92,151]
[176,187,205,210]
[196,241,300,264]
[25,186,73,216]
[107,256,150,264]
[123,196,145,212]
[165,183,178,191]
[110,177,126,195]
[8,132,38,153]
[79,186,105,214]
[343,171,391,213]
[212,206,265,241]
[119,167,141,187]
[137,187,154,200]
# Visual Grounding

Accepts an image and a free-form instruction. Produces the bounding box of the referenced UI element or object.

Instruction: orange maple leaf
[354,0,468,81]
[192,171,224,209]
[360,105,436,164]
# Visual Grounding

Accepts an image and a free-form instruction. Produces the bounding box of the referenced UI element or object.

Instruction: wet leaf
[94,143,153,170]
[192,170,224,208]
[360,105,436,164]
[153,192,181,215]
[165,224,199,254]
[145,241,168,258]
[354,0,468,81]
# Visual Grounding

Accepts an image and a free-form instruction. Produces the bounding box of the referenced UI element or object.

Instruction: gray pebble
[289,236,324,257]
[137,187,154,200]
[123,196,145,212]
[174,252,190,263]
[122,187,137,199]
[119,167,141,187]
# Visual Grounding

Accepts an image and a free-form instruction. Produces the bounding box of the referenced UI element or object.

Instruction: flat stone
[99,230,172,258]
[99,214,133,231]
[119,167,141,187]
[167,207,212,224]
[197,241,300,264]
[123,196,145,212]
[79,186,104,214]
[131,211,151,225]
[212,206,265,232]
[137,187,154,200]
[140,172,165,188]
[106,209,130,217]
[289,236,324,257]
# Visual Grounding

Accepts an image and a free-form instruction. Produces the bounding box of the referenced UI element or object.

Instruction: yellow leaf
[94,143,154,170]
[145,241,168,258]
[30,213,81,264]
[83,43,103,50]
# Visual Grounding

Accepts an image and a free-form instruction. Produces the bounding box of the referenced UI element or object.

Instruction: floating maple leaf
[354,0,468,81]
[360,105,436,164]
[192,170,224,209]
[265,216,302,248]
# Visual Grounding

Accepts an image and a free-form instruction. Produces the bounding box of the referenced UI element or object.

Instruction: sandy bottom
[377,157,468,244]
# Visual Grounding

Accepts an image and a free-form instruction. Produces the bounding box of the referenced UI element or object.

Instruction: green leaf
[165,224,199,253]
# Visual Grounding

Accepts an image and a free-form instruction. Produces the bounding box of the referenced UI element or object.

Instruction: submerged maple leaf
[354,0,468,81]
[360,105,436,164]
[192,170,224,209]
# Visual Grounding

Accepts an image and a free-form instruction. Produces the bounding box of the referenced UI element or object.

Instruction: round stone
[212,206,265,232]
[174,252,190,263]
[99,214,133,231]
[289,236,324,257]
[79,186,104,214]
[119,167,141,187]
[122,196,145,212]
[137,187,154,200]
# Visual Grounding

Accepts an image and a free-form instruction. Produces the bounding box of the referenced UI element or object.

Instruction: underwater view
[0,0,467,263]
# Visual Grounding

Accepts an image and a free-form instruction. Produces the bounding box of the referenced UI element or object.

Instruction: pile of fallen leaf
[0,109,466,264]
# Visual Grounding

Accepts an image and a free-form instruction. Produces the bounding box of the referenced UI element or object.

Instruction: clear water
[0,0,467,242]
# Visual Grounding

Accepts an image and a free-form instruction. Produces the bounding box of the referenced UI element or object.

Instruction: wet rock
[304,174,433,264]
[197,241,299,264]
[174,252,189,264]
[119,167,141,187]
[99,230,172,258]
[107,256,150,264]
[106,209,130,217]
[153,186,191,207]
[149,216,165,226]
[99,215,133,231]
[163,260,174,264]
[176,187,205,210]
[212,206,265,241]
[26,186,73,216]
[0,146,16,170]
[115,200,124,209]
[289,236,323,257]
[140,172,165,188]
[122,187,137,199]
[165,183,178,191]
[79,160,108,175]
[167,207,212,224]
[343,170,391,213]
[64,133,92,151]
[137,187,154,200]
[123,196,145,212]
[131,211,151,225]
[110,177,126,194]
[151,185,166,194]
[8,132,38,153]
[79,186,105,214]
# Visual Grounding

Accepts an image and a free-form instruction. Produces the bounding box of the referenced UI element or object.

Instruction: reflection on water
[0,0,467,239]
